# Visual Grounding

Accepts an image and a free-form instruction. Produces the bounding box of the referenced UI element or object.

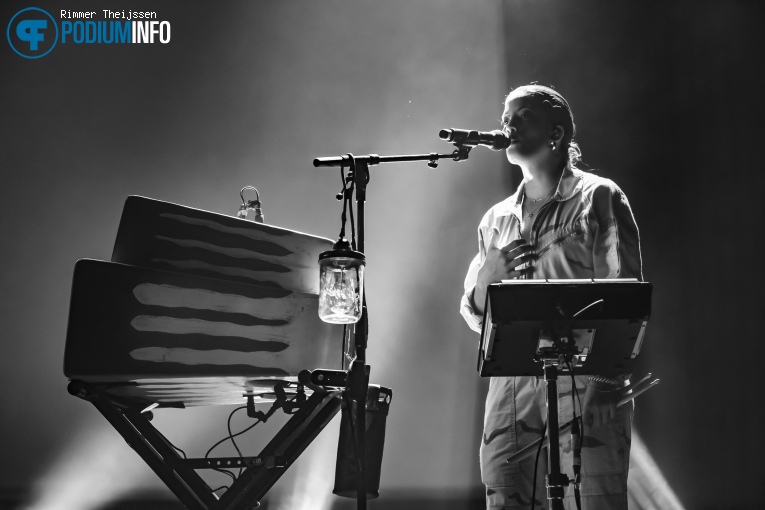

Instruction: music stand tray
[478,279,652,378]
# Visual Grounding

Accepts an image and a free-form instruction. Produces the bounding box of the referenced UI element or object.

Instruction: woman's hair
[506,84,582,166]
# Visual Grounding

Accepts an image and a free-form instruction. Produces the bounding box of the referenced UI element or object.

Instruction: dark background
[1,1,763,509]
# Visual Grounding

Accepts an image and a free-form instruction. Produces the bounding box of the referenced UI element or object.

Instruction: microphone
[236,186,265,223]
[439,128,511,151]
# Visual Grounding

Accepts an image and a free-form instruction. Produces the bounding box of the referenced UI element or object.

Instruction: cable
[155,427,188,460]
[227,405,247,475]
[203,405,265,485]
[205,406,245,459]
[210,467,235,494]
[333,155,358,251]
[349,192,356,251]
[205,406,262,460]
[213,468,237,484]
[338,166,349,240]
[567,360,583,510]
[530,421,547,510]
[342,324,352,369]
[566,359,583,422]
[347,155,357,251]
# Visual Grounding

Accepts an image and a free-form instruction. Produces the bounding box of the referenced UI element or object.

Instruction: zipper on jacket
[536,227,583,259]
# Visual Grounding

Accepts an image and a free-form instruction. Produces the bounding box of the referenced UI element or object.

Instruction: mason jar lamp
[318,238,365,324]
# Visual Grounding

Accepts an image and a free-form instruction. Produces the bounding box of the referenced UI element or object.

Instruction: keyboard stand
[68,380,342,510]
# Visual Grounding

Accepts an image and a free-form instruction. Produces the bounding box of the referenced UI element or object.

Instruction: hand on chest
[489,205,593,278]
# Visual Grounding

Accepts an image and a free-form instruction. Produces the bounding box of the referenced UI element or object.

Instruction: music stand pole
[543,362,568,509]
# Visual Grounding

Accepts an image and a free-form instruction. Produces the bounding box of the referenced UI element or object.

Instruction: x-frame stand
[68,380,342,510]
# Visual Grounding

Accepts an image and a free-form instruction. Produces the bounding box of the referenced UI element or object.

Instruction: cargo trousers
[480,375,632,510]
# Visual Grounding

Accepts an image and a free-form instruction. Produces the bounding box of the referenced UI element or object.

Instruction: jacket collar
[496,166,585,219]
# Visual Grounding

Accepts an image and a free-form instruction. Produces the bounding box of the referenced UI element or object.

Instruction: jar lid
[319,238,365,262]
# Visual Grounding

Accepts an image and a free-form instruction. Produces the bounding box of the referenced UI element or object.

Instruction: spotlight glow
[24,420,158,510]
[629,430,685,510]
[269,417,340,510]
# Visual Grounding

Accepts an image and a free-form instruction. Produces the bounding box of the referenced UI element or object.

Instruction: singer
[460,85,642,509]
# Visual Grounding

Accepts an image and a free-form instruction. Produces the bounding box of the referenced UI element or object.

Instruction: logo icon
[7,7,58,59]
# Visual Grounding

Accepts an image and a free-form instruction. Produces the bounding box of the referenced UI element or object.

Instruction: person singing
[460,84,642,509]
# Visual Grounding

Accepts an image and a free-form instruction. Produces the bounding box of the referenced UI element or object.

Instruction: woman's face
[501,94,556,166]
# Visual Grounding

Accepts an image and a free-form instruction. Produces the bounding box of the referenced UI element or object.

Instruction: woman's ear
[551,125,565,141]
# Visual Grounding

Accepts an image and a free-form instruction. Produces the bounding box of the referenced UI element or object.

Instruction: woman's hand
[472,238,535,315]
[582,383,618,428]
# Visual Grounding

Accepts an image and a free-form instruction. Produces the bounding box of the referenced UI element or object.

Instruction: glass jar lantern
[318,240,365,324]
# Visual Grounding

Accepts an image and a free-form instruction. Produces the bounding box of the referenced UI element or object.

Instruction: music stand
[478,278,652,509]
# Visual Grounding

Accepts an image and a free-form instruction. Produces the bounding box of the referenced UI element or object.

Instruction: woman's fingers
[494,239,537,280]
[500,238,532,254]
[504,262,534,279]
[506,252,536,270]
[518,265,534,276]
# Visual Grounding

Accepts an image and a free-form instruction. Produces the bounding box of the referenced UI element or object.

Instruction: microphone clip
[451,145,472,162]
[440,129,476,160]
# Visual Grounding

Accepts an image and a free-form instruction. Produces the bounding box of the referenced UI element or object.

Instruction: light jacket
[460,166,643,333]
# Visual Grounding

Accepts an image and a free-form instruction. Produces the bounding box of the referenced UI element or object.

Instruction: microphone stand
[313,145,472,510]
[313,146,472,170]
